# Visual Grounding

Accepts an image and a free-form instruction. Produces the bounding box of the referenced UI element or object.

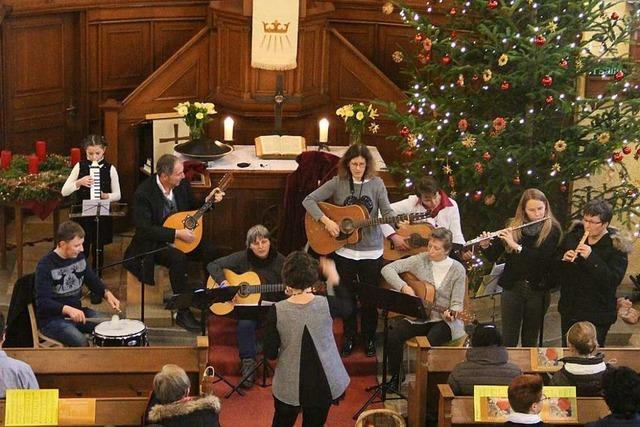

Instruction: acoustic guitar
[383,271,475,323]
[383,223,434,261]
[305,202,431,255]
[163,172,233,253]
[206,269,326,316]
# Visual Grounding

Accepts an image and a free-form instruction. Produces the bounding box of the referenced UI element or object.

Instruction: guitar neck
[244,284,285,294]
[354,212,422,229]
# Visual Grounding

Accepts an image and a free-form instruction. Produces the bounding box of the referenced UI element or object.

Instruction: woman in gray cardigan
[381,228,466,389]
[303,144,395,357]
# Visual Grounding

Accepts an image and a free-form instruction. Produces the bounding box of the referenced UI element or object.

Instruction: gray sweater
[447,346,522,395]
[302,175,394,252]
[381,253,466,340]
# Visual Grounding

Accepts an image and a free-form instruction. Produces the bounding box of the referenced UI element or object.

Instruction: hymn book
[254,135,306,159]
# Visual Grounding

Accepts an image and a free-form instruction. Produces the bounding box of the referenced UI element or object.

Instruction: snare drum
[93,319,148,347]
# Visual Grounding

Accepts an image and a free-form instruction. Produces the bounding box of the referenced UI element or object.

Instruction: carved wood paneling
[330,22,376,62]
[154,21,203,67]
[100,23,152,91]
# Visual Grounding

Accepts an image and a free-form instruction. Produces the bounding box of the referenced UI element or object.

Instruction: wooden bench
[407,343,639,427]
[0,397,149,427]
[437,384,609,427]
[5,337,209,398]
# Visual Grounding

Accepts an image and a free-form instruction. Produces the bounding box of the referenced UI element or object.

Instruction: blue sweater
[34,251,105,327]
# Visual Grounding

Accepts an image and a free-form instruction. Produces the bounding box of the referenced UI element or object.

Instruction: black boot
[176,309,201,333]
[341,336,355,357]
[365,335,376,357]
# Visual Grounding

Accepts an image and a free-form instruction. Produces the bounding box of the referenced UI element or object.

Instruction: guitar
[163,172,233,253]
[305,202,431,255]
[206,269,326,315]
[383,271,475,323]
[383,223,434,261]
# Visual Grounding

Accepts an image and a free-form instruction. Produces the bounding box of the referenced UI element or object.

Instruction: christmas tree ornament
[636,148,640,159]
[474,162,484,174]
[400,126,410,137]
[450,31,457,40]
[554,140,567,152]
[623,145,632,155]
[422,38,432,51]
[552,163,561,172]
[559,58,569,69]
[449,7,457,15]
[611,11,619,20]
[492,117,506,133]
[487,0,499,10]
[472,74,479,81]
[482,69,493,82]
[484,194,496,205]
[392,51,404,63]
[457,74,465,87]
[401,149,413,160]
[417,53,430,64]
[597,132,611,145]
[441,54,452,65]
[534,35,546,46]
[612,151,623,163]
[615,70,624,81]
[541,75,553,87]
[442,163,453,174]
[513,175,521,185]
[500,81,511,91]
[458,118,468,131]
[448,175,456,188]
[482,151,492,161]
[461,135,477,148]
[382,2,394,15]
[415,33,424,43]
[560,184,568,192]
[547,21,558,33]
[407,133,418,147]
[498,54,509,66]
[472,191,482,202]
[545,95,554,104]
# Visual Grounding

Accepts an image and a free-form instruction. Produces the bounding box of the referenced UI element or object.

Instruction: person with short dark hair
[447,323,521,395]
[264,251,351,427]
[123,154,224,332]
[0,312,39,398]
[550,321,609,396]
[35,221,120,347]
[557,199,632,346]
[586,366,640,426]
[505,374,546,426]
[207,224,285,388]
[147,364,220,426]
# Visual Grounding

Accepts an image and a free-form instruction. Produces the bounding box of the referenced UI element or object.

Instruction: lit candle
[224,117,234,141]
[319,118,329,143]
[28,154,39,174]
[70,148,81,166]
[1,150,12,170]
[35,140,47,161]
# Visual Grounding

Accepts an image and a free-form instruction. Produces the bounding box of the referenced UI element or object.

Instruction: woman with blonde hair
[479,188,561,346]
[551,321,609,396]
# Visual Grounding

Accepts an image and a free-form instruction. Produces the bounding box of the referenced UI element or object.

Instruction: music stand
[69,201,127,277]
[353,285,428,420]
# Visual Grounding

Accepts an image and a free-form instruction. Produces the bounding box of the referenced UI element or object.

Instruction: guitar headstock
[408,211,432,224]
[218,172,234,191]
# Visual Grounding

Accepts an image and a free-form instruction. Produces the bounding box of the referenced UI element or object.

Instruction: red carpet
[207,315,383,425]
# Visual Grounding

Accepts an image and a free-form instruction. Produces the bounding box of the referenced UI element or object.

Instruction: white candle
[319,118,329,143]
[224,117,234,141]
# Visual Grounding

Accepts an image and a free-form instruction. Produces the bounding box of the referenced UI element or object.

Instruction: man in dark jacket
[586,366,640,426]
[448,322,521,395]
[556,199,632,346]
[124,154,223,332]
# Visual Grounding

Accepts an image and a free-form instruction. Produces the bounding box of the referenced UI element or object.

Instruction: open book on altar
[255,135,306,159]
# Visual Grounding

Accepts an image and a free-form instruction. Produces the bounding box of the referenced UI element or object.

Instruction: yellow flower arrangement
[175,101,217,140]
[336,103,379,144]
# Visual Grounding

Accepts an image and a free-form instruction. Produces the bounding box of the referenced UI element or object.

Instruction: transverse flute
[464,216,549,246]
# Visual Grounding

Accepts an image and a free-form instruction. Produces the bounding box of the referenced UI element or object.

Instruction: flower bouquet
[174,101,217,140]
[336,103,379,145]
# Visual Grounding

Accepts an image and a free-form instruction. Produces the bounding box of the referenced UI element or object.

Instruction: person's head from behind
[415,176,441,211]
[567,321,598,356]
[338,144,376,181]
[282,251,318,291]
[601,366,640,418]
[508,374,544,414]
[82,135,108,163]
[246,225,271,260]
[156,154,184,190]
[471,322,502,347]
[56,221,85,259]
[153,364,191,404]
[427,228,453,262]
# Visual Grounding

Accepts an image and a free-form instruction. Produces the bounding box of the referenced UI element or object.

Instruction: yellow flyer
[542,386,578,423]
[58,398,97,426]
[473,385,511,422]
[531,347,564,372]
[4,389,59,426]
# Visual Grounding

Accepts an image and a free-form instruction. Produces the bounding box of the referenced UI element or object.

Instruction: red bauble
[472,192,482,202]
[611,12,619,20]
[500,81,510,91]
[560,184,568,193]
[482,151,492,161]
[474,162,484,174]
[623,145,632,155]
[534,35,546,46]
[513,176,521,185]
[458,119,468,132]
[449,7,457,15]
[472,74,479,81]
[612,151,624,163]
[450,31,457,40]
[401,149,413,160]
[400,126,410,137]
[615,71,624,81]
[414,33,424,43]
[545,95,554,104]
[441,54,451,65]
[487,0,498,9]
[541,75,553,87]
[559,59,569,69]
[418,53,430,64]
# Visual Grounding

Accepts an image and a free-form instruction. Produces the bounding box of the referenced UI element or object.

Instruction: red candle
[70,147,81,166]
[28,154,39,174]
[1,150,11,170]
[35,140,47,161]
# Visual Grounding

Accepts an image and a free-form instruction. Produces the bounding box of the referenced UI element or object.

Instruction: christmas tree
[384,0,640,240]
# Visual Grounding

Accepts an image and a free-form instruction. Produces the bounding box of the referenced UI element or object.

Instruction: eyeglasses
[583,218,603,225]
[539,394,548,402]
[349,161,366,168]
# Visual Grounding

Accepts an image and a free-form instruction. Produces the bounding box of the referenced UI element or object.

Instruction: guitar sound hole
[340,218,354,234]
[183,216,197,230]
[238,284,249,297]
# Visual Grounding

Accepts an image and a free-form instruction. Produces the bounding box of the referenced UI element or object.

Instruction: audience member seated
[586,366,640,426]
[0,312,39,398]
[34,220,120,347]
[505,374,546,427]
[447,322,521,395]
[147,364,221,427]
[550,321,609,396]
[207,224,285,388]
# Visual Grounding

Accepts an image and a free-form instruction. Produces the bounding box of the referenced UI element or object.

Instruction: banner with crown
[251,0,299,70]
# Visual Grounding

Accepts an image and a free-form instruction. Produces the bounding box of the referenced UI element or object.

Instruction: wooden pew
[4,337,209,398]
[0,397,149,427]
[437,384,610,427]
[407,343,638,427]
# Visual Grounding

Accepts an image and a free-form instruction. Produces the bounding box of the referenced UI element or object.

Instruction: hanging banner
[251,0,299,70]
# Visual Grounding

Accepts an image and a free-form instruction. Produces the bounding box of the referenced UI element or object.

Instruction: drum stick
[570,230,589,262]
[63,316,125,322]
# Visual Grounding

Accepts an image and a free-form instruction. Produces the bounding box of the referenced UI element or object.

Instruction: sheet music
[81,200,111,216]
[478,263,504,296]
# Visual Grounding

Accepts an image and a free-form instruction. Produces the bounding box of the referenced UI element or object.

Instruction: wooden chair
[27,303,64,348]
[356,408,406,427]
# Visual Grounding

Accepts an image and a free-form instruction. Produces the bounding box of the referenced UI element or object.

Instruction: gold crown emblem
[262,20,290,34]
